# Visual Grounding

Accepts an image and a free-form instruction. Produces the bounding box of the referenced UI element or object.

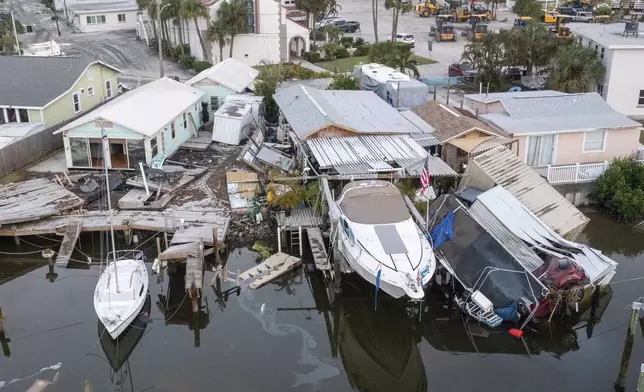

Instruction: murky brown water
[0,211,643,392]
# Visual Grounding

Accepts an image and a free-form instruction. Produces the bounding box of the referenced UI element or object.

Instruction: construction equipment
[592,15,610,23]
[415,0,439,17]
[431,14,457,41]
[468,14,488,40]
[513,16,532,28]
[550,17,574,40]
[543,10,572,24]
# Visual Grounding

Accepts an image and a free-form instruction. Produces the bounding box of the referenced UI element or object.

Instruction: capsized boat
[334,180,436,300]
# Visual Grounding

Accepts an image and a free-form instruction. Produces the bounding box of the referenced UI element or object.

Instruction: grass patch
[315,55,436,73]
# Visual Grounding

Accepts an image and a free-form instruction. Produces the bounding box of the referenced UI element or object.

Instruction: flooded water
[1,212,643,392]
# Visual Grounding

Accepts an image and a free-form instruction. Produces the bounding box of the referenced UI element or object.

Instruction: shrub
[312,30,326,41]
[591,157,644,222]
[354,37,366,47]
[336,46,350,59]
[340,36,354,48]
[179,53,195,69]
[353,44,370,57]
[320,43,339,61]
[303,51,322,63]
[193,61,213,73]
[329,74,359,90]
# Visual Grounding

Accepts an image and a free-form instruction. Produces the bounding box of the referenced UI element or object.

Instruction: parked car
[333,19,361,33]
[395,33,415,47]
[572,11,593,22]
[314,17,338,29]
[448,62,478,80]
[557,7,578,16]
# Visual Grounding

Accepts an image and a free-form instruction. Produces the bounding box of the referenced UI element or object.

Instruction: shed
[212,100,255,145]
[224,94,264,129]
[354,63,429,108]
[459,145,589,239]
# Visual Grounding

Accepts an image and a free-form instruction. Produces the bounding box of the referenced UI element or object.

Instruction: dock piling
[616,302,642,388]
[0,307,10,357]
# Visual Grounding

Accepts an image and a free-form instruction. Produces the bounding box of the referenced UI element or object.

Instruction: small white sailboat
[94,126,149,340]
[334,180,436,300]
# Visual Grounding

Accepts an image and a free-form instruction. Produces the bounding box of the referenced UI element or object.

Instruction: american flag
[420,156,431,194]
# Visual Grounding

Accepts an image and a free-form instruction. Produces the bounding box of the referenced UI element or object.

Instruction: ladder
[290,227,302,256]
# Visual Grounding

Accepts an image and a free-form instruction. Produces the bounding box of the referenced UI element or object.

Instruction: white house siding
[604,49,644,120]
[74,10,140,33]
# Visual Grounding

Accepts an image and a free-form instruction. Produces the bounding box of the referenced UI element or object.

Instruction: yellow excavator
[415,0,439,17]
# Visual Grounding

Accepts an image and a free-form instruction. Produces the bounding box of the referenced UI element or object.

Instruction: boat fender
[508,328,523,338]
[152,258,160,274]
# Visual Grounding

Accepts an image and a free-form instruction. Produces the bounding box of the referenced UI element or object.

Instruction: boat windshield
[339,184,410,225]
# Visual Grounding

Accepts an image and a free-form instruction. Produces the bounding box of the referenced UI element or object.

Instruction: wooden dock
[239,252,302,290]
[126,166,207,194]
[0,210,230,245]
[306,227,330,271]
[0,178,85,225]
[55,221,82,267]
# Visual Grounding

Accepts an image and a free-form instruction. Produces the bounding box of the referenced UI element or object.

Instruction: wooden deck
[239,252,302,290]
[180,131,212,151]
[0,178,85,225]
[306,227,330,271]
[0,210,230,244]
[126,166,207,194]
[55,220,82,267]
[118,188,173,210]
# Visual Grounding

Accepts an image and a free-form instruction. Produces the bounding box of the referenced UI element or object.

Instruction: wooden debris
[118,188,173,210]
[306,227,330,271]
[0,178,85,225]
[180,131,213,151]
[239,252,301,290]
[55,220,82,267]
[126,166,207,194]
[159,241,201,260]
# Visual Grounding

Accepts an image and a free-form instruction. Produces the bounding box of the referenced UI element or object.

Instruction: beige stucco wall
[515,127,640,166]
[42,64,119,128]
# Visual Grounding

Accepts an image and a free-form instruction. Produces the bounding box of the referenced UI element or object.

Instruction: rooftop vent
[624,21,639,38]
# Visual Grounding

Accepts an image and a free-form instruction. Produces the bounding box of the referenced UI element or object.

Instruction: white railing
[547,161,610,184]
[547,160,644,184]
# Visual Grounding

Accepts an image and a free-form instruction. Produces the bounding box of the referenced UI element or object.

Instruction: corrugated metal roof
[276,78,333,92]
[273,86,420,139]
[305,135,457,177]
[468,146,589,237]
[276,208,323,228]
[469,200,545,272]
[409,132,440,147]
[480,92,640,134]
[186,58,258,92]
[464,90,566,104]
[399,110,436,134]
[0,123,45,149]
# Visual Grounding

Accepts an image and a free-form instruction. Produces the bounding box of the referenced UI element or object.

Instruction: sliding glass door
[526,135,556,167]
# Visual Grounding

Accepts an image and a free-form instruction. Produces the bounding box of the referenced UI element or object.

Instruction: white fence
[547,160,644,184]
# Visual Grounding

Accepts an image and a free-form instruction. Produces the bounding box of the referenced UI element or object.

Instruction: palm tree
[372,0,379,42]
[391,45,419,78]
[504,22,555,75]
[547,43,604,93]
[512,0,542,19]
[215,0,248,58]
[322,23,342,44]
[207,19,227,63]
[180,0,209,60]
[295,0,326,45]
[166,0,184,49]
[384,0,412,42]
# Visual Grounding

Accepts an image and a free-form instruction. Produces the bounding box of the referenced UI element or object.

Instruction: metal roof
[468,146,589,237]
[399,109,436,134]
[305,134,457,177]
[480,92,640,134]
[0,57,120,107]
[464,90,566,104]
[276,78,333,92]
[69,1,138,13]
[0,123,45,149]
[469,198,545,272]
[273,86,421,139]
[56,77,204,137]
[409,132,440,147]
[186,58,259,92]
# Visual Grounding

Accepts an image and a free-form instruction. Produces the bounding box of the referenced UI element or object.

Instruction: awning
[447,135,515,155]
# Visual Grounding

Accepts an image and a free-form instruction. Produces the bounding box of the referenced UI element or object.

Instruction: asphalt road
[4,0,193,85]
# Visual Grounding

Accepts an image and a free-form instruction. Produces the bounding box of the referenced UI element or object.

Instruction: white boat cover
[474,186,617,284]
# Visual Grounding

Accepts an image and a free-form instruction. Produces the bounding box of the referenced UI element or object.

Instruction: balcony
[546,162,610,184]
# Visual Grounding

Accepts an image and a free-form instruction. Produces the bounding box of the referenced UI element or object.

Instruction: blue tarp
[430,211,454,248]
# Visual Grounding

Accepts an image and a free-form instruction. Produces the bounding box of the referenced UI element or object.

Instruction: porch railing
[546,160,644,184]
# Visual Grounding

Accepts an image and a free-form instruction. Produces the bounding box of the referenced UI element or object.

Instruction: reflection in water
[337,295,427,392]
[98,295,152,391]
[419,286,613,358]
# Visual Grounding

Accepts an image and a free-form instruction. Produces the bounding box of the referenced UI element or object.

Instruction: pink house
[464,91,642,184]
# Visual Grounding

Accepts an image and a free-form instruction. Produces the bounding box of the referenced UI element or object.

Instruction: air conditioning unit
[624,21,639,37]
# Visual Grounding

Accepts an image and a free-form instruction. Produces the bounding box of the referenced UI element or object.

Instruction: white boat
[94,251,149,340]
[93,123,149,340]
[334,180,436,300]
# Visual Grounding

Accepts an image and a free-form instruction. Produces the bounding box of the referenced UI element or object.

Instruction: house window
[117,13,126,22]
[72,92,81,113]
[639,90,644,105]
[88,86,94,96]
[151,136,158,157]
[18,109,29,122]
[87,66,94,80]
[247,0,255,33]
[211,96,220,111]
[183,112,187,128]
[583,130,606,152]
[171,121,176,138]
[526,135,556,166]
[86,15,106,24]
[600,47,605,60]
[106,80,112,98]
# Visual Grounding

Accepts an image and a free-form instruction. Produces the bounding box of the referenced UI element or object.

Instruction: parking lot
[336,0,517,76]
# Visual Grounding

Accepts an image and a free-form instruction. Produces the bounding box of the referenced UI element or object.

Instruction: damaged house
[55,77,204,170]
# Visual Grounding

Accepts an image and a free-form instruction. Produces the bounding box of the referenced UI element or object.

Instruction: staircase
[137,14,155,46]
[289,227,301,256]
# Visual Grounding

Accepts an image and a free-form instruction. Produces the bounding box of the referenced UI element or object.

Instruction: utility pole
[616,301,643,389]
[52,4,61,36]
[155,0,164,78]
[10,12,20,55]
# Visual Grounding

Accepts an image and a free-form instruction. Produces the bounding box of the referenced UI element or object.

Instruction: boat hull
[94,259,149,340]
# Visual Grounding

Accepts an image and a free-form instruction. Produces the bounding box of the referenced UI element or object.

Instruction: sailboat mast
[101,121,120,293]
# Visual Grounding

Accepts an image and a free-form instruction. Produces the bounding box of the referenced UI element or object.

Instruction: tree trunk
[194,18,208,61]
[177,18,184,51]
[391,8,396,41]
[219,39,224,63]
[229,34,235,58]
[372,0,379,42]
